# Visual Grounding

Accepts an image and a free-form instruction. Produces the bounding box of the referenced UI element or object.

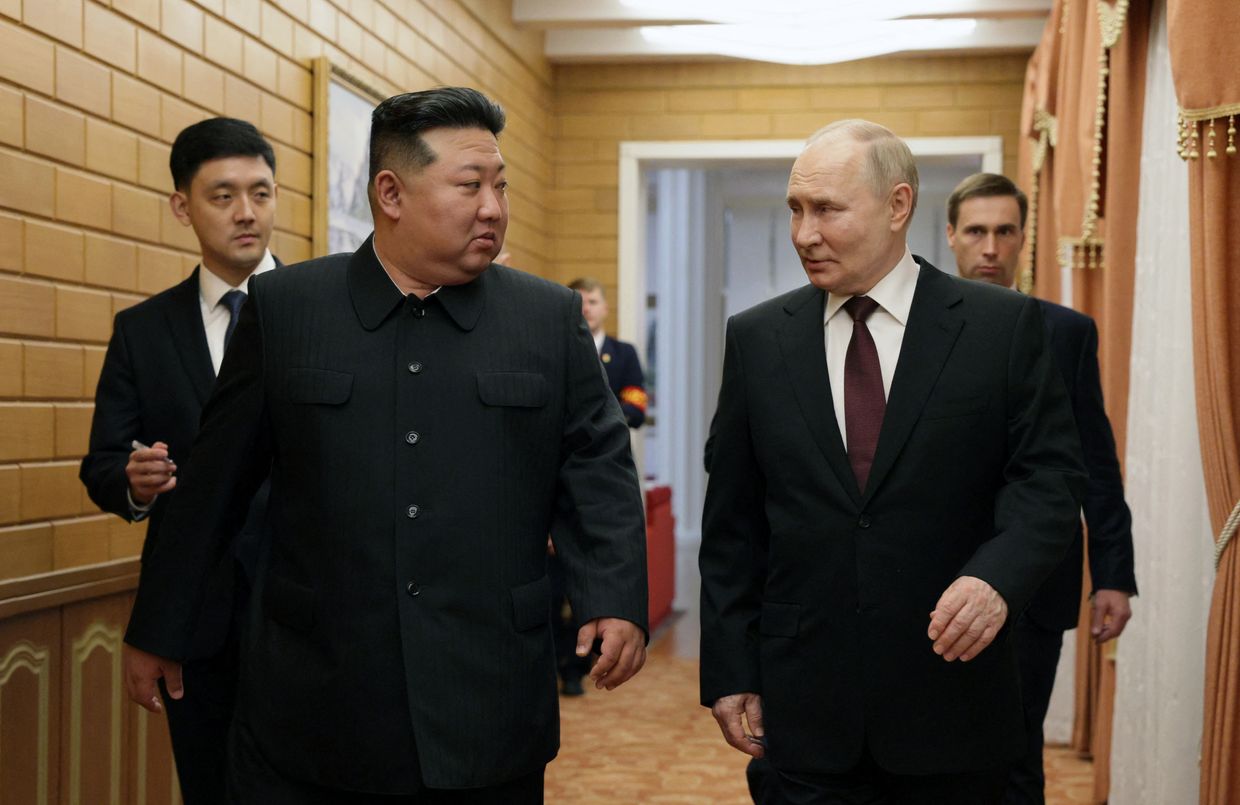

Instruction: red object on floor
[645,485,675,632]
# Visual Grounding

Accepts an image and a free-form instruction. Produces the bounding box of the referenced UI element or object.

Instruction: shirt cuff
[126,488,156,521]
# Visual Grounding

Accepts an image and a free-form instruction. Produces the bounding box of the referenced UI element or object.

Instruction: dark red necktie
[843,296,885,492]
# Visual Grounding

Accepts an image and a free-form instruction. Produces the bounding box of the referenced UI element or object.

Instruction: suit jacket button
[405,430,420,445]
[858,515,871,529]
[408,361,423,374]
[406,581,420,597]
[406,504,420,519]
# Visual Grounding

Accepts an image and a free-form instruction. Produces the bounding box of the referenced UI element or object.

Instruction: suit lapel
[776,285,861,504]
[165,268,216,404]
[861,261,963,505]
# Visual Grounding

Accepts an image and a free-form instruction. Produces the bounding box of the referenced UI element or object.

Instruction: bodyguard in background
[946,172,1137,805]
[120,87,648,803]
[568,277,649,428]
[80,118,280,804]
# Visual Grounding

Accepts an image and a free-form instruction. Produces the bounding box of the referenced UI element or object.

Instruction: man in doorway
[121,87,648,803]
[946,171,1138,805]
[81,117,280,804]
[701,119,1087,803]
[568,277,648,429]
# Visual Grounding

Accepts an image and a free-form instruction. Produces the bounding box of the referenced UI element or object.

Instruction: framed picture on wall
[312,59,388,257]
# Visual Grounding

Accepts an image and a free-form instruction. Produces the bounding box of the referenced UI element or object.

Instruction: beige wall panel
[111,0,159,26]
[0,276,56,339]
[111,184,162,243]
[55,47,112,120]
[51,516,111,569]
[0,85,21,149]
[182,54,225,115]
[111,74,162,137]
[0,609,62,804]
[107,517,145,559]
[24,97,86,168]
[82,346,106,399]
[0,150,55,217]
[55,286,113,344]
[137,29,183,96]
[84,2,137,73]
[86,120,140,184]
[56,168,114,231]
[22,0,82,48]
[136,245,186,294]
[84,233,139,292]
[0,340,20,397]
[137,139,173,194]
[0,522,53,578]
[19,462,84,521]
[0,19,55,96]
[159,94,207,146]
[54,404,93,460]
[25,220,85,284]
[0,464,18,524]
[160,0,203,53]
[0,212,22,271]
[23,344,84,400]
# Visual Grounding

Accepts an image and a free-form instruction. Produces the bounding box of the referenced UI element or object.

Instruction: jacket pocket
[922,393,988,421]
[477,372,549,408]
[510,574,551,632]
[286,368,353,405]
[759,602,802,638]
[264,573,316,634]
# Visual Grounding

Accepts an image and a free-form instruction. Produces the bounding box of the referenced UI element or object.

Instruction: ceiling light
[620,0,933,24]
[639,19,979,66]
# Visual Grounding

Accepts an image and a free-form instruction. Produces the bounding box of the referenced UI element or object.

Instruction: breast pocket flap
[477,372,549,408]
[287,368,353,405]
[759,602,802,638]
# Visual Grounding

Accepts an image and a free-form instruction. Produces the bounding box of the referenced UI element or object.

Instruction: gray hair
[806,119,919,218]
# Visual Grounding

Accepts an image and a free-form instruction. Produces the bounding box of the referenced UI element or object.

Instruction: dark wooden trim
[0,560,140,619]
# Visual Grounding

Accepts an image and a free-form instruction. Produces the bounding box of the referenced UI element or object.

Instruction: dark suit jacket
[124,238,648,792]
[600,335,647,428]
[80,266,273,657]
[1027,299,1137,630]
[700,257,1087,776]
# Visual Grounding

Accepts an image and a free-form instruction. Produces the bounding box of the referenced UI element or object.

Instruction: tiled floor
[546,612,1095,803]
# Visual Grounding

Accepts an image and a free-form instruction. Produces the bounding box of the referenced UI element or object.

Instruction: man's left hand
[1090,589,1133,643]
[577,617,646,691]
[928,576,1009,662]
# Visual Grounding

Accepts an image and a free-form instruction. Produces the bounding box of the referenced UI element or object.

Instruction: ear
[888,183,914,232]
[945,221,957,247]
[169,191,192,227]
[372,169,404,223]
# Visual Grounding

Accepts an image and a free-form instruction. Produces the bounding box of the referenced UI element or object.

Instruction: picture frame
[311,59,388,257]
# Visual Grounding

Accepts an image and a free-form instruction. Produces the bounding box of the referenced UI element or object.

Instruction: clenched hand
[928,575,1008,662]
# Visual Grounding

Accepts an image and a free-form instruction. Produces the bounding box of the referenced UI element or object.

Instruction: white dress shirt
[824,248,920,449]
[198,250,276,375]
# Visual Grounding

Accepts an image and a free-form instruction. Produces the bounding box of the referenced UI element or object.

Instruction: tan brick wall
[0,0,554,578]
[548,56,1028,299]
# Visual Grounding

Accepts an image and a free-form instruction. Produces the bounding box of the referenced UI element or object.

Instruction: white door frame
[616,136,1004,349]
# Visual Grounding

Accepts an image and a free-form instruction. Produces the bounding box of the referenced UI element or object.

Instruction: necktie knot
[221,289,246,350]
[843,295,880,323]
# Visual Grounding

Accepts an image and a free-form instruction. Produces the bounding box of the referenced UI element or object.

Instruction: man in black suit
[700,120,1087,803]
[946,172,1137,805]
[121,87,648,803]
[568,277,648,428]
[80,117,280,804]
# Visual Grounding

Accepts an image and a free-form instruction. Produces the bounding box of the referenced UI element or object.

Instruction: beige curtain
[1166,3,1240,802]
[1022,5,1151,800]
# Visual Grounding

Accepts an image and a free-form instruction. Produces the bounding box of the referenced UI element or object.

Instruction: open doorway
[617,137,1003,613]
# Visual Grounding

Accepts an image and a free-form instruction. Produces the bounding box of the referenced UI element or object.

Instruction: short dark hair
[169,118,276,191]
[368,87,506,182]
[946,172,1028,229]
[567,277,604,296]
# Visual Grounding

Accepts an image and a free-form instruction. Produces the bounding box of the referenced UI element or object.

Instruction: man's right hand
[711,692,765,759]
[123,643,183,713]
[126,440,176,504]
